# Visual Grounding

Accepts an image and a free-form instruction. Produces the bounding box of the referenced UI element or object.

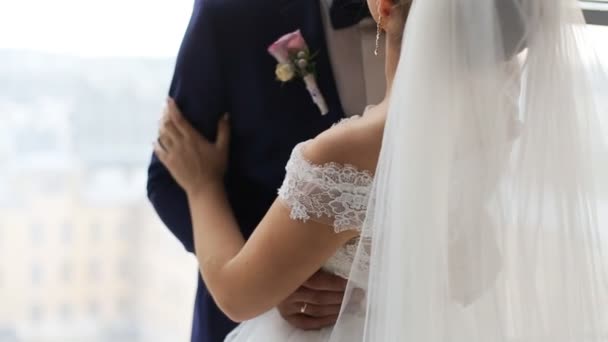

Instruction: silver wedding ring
[300,303,308,314]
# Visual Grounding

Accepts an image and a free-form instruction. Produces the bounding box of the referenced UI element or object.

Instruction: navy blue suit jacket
[147,0,346,340]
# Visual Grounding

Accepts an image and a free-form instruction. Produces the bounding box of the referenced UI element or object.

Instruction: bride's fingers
[157,135,174,151]
[167,98,195,138]
[153,140,169,162]
[285,314,339,331]
[302,270,347,292]
[298,303,342,318]
[159,119,182,141]
[279,302,341,317]
[288,288,343,305]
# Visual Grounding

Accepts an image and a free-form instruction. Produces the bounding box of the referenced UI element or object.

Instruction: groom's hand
[277,270,347,331]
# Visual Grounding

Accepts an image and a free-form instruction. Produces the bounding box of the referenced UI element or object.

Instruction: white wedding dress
[228,0,608,340]
[328,1,608,341]
[225,118,373,342]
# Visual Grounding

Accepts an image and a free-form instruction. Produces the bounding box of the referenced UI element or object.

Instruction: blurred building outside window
[0,1,606,342]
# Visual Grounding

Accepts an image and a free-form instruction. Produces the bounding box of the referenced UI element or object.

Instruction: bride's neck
[381,35,401,107]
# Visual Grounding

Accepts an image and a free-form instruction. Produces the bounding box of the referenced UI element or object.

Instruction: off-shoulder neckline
[291,141,375,180]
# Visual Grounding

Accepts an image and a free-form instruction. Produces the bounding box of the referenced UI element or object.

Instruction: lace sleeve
[277,142,373,233]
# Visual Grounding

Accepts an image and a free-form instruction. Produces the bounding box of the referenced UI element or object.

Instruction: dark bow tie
[330,0,372,29]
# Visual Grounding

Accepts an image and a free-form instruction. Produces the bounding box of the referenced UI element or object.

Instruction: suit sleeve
[147,0,228,253]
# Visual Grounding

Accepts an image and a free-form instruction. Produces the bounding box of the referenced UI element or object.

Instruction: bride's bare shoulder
[302,112,385,174]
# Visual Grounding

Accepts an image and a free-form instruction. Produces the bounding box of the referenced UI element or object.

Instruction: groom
[147,0,384,340]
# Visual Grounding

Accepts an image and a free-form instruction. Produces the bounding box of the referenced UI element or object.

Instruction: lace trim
[331,114,361,127]
[277,142,374,233]
[323,237,371,280]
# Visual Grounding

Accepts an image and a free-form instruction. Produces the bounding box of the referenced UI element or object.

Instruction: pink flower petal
[268,30,309,63]
[287,31,308,51]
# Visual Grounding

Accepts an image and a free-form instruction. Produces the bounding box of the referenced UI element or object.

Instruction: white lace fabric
[277,138,374,279]
[277,142,373,233]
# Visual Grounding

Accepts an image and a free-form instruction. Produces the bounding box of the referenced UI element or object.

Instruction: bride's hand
[154,98,230,196]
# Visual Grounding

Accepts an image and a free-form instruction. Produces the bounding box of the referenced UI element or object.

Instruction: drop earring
[374,14,383,56]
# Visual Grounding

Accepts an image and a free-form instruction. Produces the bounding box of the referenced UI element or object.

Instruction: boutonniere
[268,30,329,115]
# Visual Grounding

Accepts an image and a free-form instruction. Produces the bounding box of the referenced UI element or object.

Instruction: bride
[155,0,409,339]
[156,0,608,340]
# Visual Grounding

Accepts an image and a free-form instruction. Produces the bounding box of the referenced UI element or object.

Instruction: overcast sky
[0,1,606,140]
[0,0,192,57]
[0,0,606,60]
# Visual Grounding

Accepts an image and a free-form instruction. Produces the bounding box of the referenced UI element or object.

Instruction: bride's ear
[378,0,393,19]
[368,0,391,25]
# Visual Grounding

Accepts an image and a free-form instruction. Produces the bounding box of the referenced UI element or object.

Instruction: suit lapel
[279,0,345,121]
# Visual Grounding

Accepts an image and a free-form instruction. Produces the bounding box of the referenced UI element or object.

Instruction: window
[117,297,132,316]
[29,305,43,323]
[90,222,101,242]
[581,0,608,25]
[31,263,43,286]
[29,223,44,245]
[88,300,100,318]
[118,259,133,281]
[88,259,102,282]
[60,261,72,283]
[5,1,602,342]
[117,220,136,242]
[59,303,73,321]
[0,1,198,341]
[61,222,73,244]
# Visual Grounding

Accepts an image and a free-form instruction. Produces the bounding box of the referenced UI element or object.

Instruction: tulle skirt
[225,309,332,342]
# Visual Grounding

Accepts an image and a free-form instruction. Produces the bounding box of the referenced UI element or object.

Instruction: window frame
[582,1,608,25]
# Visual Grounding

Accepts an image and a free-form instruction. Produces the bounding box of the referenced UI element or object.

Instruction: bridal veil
[331,0,608,340]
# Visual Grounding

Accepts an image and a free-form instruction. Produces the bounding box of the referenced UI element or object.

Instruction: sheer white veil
[330,0,608,341]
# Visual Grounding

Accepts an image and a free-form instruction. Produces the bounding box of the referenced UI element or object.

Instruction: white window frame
[582,1,608,25]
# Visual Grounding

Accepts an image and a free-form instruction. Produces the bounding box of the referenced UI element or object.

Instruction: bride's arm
[188,185,356,322]
[155,99,358,322]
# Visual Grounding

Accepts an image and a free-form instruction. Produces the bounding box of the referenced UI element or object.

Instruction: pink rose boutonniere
[268,30,329,115]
